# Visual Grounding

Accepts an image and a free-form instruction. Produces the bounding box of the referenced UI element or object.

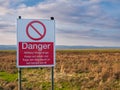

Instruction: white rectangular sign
[17,19,55,68]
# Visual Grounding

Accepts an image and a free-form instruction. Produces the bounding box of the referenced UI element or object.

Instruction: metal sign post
[51,67,54,90]
[51,17,54,90]
[18,68,22,90]
[18,16,22,90]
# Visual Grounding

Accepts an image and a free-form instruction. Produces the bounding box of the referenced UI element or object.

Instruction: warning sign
[17,19,55,67]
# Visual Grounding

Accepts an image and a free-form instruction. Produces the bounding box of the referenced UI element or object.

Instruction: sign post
[18,16,22,90]
[18,68,22,90]
[17,16,55,90]
[51,17,54,90]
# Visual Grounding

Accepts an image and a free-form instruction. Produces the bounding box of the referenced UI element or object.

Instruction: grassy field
[0,49,120,90]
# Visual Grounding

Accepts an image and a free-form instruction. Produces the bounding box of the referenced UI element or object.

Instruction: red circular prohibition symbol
[26,20,46,40]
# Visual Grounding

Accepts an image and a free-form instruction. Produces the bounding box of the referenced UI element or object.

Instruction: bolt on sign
[17,19,55,67]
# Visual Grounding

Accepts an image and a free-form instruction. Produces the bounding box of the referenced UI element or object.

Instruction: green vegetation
[0,71,17,82]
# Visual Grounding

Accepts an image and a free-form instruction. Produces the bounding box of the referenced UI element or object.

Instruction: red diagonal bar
[30,24,42,37]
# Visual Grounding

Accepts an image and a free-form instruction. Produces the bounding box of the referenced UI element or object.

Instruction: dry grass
[0,50,17,73]
[0,49,120,90]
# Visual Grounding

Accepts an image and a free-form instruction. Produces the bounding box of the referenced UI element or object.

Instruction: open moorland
[0,49,120,90]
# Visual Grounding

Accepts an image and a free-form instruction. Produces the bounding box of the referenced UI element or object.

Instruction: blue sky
[0,0,120,46]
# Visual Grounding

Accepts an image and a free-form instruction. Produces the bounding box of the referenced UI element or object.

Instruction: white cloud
[0,32,16,45]
[0,7,9,15]
[0,0,120,46]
